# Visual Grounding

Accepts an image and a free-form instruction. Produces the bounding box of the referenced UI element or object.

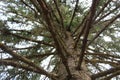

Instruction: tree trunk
[57,57,91,80]
[56,32,91,80]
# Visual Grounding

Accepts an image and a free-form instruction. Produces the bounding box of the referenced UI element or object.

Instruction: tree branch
[93,0,112,21]
[9,32,54,47]
[72,12,89,36]
[91,65,120,79]
[77,0,100,70]
[4,52,54,61]
[95,5,120,24]
[102,71,120,80]
[53,0,65,30]
[36,0,72,77]
[86,53,120,59]
[20,0,37,15]
[0,59,44,74]
[88,14,120,46]
[67,0,79,31]
[0,43,57,80]
[85,59,119,66]
[30,0,42,13]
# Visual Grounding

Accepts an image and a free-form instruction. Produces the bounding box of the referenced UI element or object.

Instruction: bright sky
[0,1,119,80]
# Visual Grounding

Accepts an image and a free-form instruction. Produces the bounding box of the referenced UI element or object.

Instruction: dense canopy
[0,0,120,80]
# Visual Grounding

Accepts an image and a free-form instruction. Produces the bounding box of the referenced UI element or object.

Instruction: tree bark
[56,32,91,80]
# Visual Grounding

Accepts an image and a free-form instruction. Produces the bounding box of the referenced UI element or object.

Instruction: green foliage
[0,0,120,80]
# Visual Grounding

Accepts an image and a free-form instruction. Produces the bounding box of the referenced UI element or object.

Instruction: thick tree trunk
[56,32,91,80]
[57,56,91,80]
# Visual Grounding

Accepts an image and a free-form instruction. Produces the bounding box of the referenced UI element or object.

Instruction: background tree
[0,0,120,80]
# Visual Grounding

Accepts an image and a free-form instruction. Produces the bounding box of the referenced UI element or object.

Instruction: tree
[0,0,120,80]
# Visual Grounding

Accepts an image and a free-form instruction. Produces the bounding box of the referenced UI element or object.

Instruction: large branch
[0,60,45,74]
[74,17,88,48]
[30,0,72,77]
[0,43,57,80]
[77,0,100,69]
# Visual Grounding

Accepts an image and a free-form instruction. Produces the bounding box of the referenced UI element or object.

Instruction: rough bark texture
[56,32,91,80]
[57,57,91,80]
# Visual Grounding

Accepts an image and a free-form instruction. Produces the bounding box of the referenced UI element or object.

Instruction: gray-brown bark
[57,60,91,80]
[56,32,91,80]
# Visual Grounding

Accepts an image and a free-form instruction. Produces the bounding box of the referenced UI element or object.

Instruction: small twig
[72,12,89,35]
[53,0,64,29]
[93,0,112,21]
[95,5,120,24]
[102,71,120,80]
[88,14,120,46]
[20,0,38,16]
[91,65,120,79]
[53,0,67,37]
[67,0,79,31]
